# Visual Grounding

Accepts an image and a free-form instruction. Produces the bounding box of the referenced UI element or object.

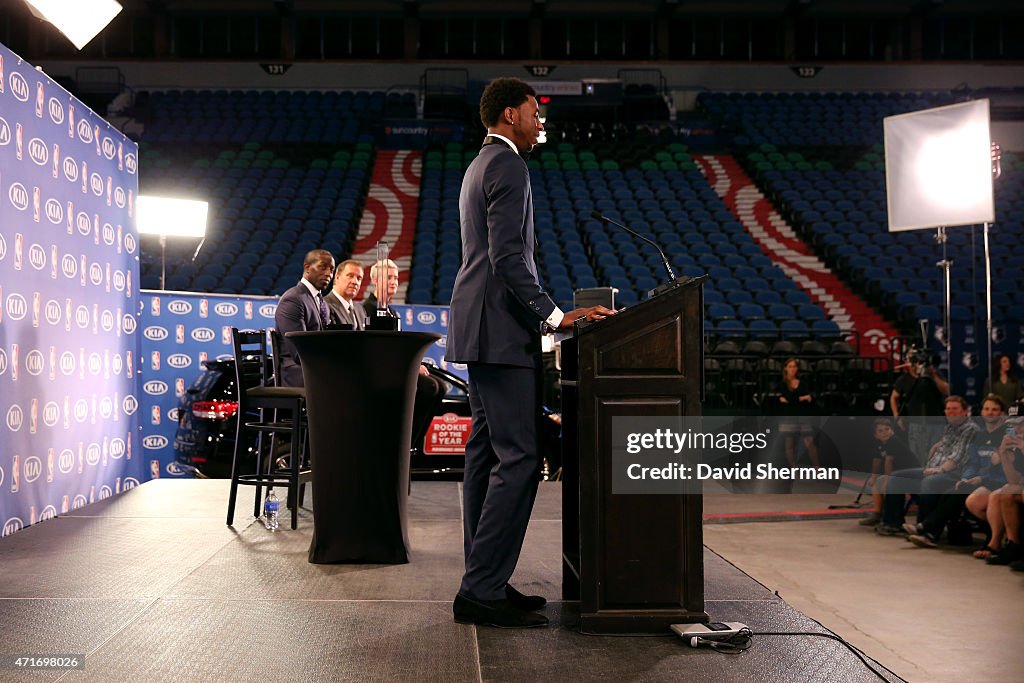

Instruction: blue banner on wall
[0,44,141,536]
[136,291,463,479]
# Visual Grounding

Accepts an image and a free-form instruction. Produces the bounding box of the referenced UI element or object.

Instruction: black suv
[173,360,471,479]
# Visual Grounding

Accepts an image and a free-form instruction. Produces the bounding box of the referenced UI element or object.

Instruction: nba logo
[175,378,185,397]
[151,297,161,316]
[222,326,231,345]
[151,351,160,370]
[199,299,209,318]
[150,459,160,479]
[244,302,253,319]
[151,405,161,425]
[175,324,185,344]
[199,351,208,364]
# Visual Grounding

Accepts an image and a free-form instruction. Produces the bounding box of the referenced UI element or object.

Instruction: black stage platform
[0,480,903,682]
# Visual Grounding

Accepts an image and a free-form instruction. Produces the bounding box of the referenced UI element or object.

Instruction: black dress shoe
[505,584,547,611]
[453,594,549,628]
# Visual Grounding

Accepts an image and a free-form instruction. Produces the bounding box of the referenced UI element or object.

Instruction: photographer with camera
[890,346,950,464]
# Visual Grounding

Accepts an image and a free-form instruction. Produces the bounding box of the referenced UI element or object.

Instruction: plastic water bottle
[263,489,279,532]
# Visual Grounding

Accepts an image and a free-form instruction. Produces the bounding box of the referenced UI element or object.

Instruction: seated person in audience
[983,354,1023,414]
[908,395,1008,547]
[859,418,917,527]
[326,259,367,330]
[985,421,1024,567]
[876,395,977,536]
[777,358,820,468]
[363,258,401,321]
[275,249,335,387]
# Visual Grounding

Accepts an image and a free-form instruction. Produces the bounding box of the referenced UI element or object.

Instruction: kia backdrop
[0,44,142,537]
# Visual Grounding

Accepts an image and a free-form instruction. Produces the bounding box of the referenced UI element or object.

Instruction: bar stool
[226,328,309,530]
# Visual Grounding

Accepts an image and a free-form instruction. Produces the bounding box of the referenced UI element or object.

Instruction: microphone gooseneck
[589,210,677,283]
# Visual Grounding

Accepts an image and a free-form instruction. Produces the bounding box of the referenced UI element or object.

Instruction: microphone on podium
[589,210,677,284]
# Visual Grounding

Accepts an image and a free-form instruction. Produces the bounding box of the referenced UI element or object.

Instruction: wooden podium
[561,279,708,633]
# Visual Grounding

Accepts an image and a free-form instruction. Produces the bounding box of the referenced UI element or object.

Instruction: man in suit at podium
[446,77,614,628]
[326,259,367,330]
[275,249,335,387]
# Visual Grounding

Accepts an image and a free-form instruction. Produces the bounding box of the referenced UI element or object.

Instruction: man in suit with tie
[326,259,367,330]
[446,77,615,628]
[274,249,335,387]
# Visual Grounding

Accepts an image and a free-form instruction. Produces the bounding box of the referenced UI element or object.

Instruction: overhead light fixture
[137,195,208,289]
[24,0,123,50]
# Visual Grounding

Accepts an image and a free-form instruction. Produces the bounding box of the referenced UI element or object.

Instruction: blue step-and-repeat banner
[138,290,459,478]
[0,44,142,536]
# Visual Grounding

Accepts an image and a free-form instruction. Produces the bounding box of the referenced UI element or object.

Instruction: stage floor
[0,480,907,682]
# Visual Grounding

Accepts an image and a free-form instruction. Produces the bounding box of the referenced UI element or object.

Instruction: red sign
[422,413,472,455]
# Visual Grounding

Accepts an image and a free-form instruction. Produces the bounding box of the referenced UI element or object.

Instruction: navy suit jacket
[326,291,366,330]
[446,142,556,369]
[275,282,323,386]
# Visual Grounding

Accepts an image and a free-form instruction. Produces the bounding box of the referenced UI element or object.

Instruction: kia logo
[102,223,115,245]
[125,153,137,173]
[59,449,74,474]
[214,302,238,316]
[417,311,437,324]
[40,506,57,521]
[166,462,185,475]
[72,495,87,510]
[77,212,91,235]
[109,438,126,458]
[422,357,437,367]
[45,198,63,224]
[0,234,6,261]
[48,97,65,124]
[0,117,9,145]
[90,173,104,196]
[167,354,192,369]
[114,187,125,208]
[23,456,42,483]
[102,137,116,159]
[75,305,90,328]
[113,271,126,291]
[451,362,467,371]
[259,304,277,318]
[123,314,137,334]
[143,435,169,450]
[28,244,46,270]
[123,477,140,490]
[144,326,169,341]
[101,310,114,332]
[28,137,48,165]
[7,294,27,321]
[9,182,29,211]
[60,352,75,375]
[86,442,100,465]
[25,350,44,376]
[124,233,137,254]
[167,300,192,315]
[7,405,24,431]
[88,353,102,375]
[216,354,233,361]
[99,397,113,418]
[9,72,29,102]
[75,400,89,423]
[63,157,79,182]
[112,353,122,375]
[43,402,60,427]
[61,254,78,278]
[143,380,168,395]
[167,407,182,421]
[90,263,103,285]
[191,327,215,342]
[77,119,93,143]
[0,349,7,377]
[442,413,460,423]
[436,336,447,348]
[3,518,25,537]
[45,300,61,325]
[123,394,138,415]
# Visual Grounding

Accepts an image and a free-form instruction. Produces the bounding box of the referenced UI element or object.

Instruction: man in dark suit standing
[274,249,335,387]
[446,78,614,628]
[326,259,367,330]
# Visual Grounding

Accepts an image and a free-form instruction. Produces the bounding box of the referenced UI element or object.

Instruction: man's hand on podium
[558,305,617,330]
